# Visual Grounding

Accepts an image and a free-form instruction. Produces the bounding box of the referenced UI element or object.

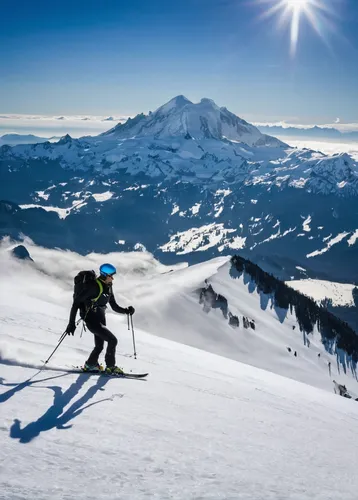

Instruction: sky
[1,0,358,125]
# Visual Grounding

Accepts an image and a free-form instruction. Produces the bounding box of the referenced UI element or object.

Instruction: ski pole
[130,314,137,359]
[41,330,67,368]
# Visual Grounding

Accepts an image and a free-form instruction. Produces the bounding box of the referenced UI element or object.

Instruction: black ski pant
[85,308,118,368]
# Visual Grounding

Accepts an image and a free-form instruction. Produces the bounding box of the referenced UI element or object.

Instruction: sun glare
[286,0,309,7]
[258,0,338,56]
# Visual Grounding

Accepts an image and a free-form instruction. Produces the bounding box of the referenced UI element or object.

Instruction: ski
[71,366,148,379]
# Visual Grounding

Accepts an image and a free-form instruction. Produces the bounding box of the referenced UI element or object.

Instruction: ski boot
[83,362,104,373]
[105,366,125,376]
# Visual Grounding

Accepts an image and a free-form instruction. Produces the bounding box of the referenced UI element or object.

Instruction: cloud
[0,114,130,138]
[281,139,358,160]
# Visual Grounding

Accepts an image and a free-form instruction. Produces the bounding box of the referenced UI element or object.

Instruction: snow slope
[1,239,356,393]
[1,247,358,499]
[287,279,356,307]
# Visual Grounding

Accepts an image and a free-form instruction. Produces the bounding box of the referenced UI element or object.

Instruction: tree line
[231,255,358,361]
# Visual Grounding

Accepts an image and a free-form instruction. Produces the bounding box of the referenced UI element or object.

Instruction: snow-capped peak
[102,95,285,147]
[153,95,193,115]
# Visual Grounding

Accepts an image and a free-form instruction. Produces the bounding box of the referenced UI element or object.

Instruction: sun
[287,0,310,6]
[286,0,310,7]
[258,0,337,56]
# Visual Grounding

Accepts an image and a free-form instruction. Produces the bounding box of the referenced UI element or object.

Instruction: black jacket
[69,279,127,324]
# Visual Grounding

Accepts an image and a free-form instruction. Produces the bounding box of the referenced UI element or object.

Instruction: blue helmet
[99,263,117,277]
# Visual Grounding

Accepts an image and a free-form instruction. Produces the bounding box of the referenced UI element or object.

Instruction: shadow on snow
[0,372,121,444]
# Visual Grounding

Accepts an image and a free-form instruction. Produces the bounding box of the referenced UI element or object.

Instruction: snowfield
[1,243,358,500]
[287,279,356,307]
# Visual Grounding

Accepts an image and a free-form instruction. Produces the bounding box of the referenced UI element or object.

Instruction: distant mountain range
[3,122,357,147]
[0,133,61,146]
[1,95,357,296]
[256,125,358,142]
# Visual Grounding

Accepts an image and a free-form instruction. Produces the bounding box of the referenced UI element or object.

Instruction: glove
[65,322,76,336]
[126,306,135,316]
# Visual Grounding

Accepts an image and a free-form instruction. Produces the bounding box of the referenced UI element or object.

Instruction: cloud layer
[1,113,358,140]
[0,114,129,138]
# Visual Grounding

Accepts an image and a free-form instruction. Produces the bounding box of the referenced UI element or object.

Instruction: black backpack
[73,270,103,303]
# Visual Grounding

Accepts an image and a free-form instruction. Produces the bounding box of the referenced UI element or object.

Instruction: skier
[65,263,135,375]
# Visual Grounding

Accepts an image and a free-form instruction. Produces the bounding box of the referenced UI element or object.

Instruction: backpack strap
[91,279,104,303]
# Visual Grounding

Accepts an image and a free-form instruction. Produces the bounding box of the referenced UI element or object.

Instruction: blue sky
[1,0,357,124]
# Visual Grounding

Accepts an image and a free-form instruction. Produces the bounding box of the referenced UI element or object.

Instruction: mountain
[103,95,285,147]
[0,133,60,146]
[257,124,358,142]
[1,244,358,499]
[0,95,358,295]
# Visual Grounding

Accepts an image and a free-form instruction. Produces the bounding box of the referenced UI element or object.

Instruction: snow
[71,200,88,211]
[1,244,358,500]
[19,204,69,219]
[302,215,312,232]
[214,189,232,197]
[103,96,282,147]
[189,203,201,215]
[4,110,358,199]
[91,191,113,202]
[159,224,236,255]
[347,229,358,246]
[287,279,356,307]
[134,243,146,252]
[124,185,149,192]
[213,189,231,218]
[307,232,350,258]
[260,229,281,244]
[214,205,223,218]
[255,226,296,249]
[289,178,308,188]
[170,204,180,215]
[218,236,247,251]
[36,191,50,201]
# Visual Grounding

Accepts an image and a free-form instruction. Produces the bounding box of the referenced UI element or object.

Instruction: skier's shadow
[0,373,67,404]
[9,374,116,444]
